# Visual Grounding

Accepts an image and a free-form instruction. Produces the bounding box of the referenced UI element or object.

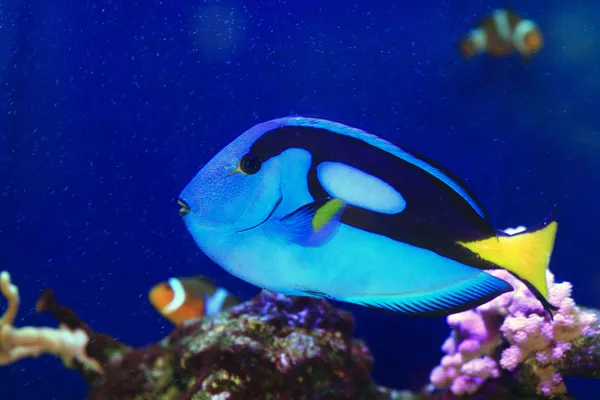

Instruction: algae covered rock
[82,291,400,399]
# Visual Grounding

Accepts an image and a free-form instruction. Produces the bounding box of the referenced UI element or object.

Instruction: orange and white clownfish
[148,276,240,326]
[459,9,543,61]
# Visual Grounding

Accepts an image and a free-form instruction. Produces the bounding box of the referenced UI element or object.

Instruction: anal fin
[339,270,513,317]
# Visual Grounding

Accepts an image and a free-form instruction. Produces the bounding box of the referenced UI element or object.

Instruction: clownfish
[148,276,240,325]
[177,116,558,318]
[459,9,543,60]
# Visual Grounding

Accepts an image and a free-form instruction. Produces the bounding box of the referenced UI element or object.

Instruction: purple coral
[429,306,503,396]
[429,266,599,398]
[499,272,598,396]
[229,290,351,332]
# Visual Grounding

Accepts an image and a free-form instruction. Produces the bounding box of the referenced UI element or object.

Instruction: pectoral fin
[279,198,346,247]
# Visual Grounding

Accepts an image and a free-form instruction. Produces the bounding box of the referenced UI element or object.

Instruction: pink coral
[497,269,598,396]
[429,251,598,398]
[428,306,503,395]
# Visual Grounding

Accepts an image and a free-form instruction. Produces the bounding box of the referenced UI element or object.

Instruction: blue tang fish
[178,117,558,317]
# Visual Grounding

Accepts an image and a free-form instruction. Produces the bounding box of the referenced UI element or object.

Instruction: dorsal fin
[277,117,489,221]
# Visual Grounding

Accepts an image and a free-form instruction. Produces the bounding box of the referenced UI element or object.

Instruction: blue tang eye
[240,153,262,175]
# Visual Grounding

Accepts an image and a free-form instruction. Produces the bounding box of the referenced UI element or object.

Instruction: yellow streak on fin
[458,221,558,298]
[312,198,345,232]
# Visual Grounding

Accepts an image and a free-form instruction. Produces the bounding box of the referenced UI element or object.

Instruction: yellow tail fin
[458,218,558,298]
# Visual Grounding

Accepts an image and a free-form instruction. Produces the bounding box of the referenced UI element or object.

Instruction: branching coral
[0,271,104,373]
[429,267,600,399]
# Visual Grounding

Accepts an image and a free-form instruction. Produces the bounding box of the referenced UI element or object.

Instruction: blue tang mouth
[178,199,191,217]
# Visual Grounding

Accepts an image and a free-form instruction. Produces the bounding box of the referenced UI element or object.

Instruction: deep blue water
[1,0,599,398]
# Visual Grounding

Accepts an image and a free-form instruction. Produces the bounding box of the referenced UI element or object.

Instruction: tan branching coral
[0,271,103,373]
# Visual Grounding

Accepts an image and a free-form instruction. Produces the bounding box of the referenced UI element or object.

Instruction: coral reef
[1,267,599,400]
[428,269,600,399]
[0,271,404,400]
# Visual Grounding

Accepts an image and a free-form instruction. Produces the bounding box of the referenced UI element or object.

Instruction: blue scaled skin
[178,117,558,317]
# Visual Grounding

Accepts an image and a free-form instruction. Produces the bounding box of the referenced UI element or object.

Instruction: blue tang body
[178,117,558,316]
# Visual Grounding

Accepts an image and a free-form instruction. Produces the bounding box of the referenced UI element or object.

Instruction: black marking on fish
[250,124,499,271]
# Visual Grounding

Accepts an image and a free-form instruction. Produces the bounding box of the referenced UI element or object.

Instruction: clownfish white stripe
[317,162,406,214]
[469,28,487,51]
[206,287,229,316]
[492,9,512,42]
[513,20,537,53]
[281,117,487,219]
[163,277,186,314]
